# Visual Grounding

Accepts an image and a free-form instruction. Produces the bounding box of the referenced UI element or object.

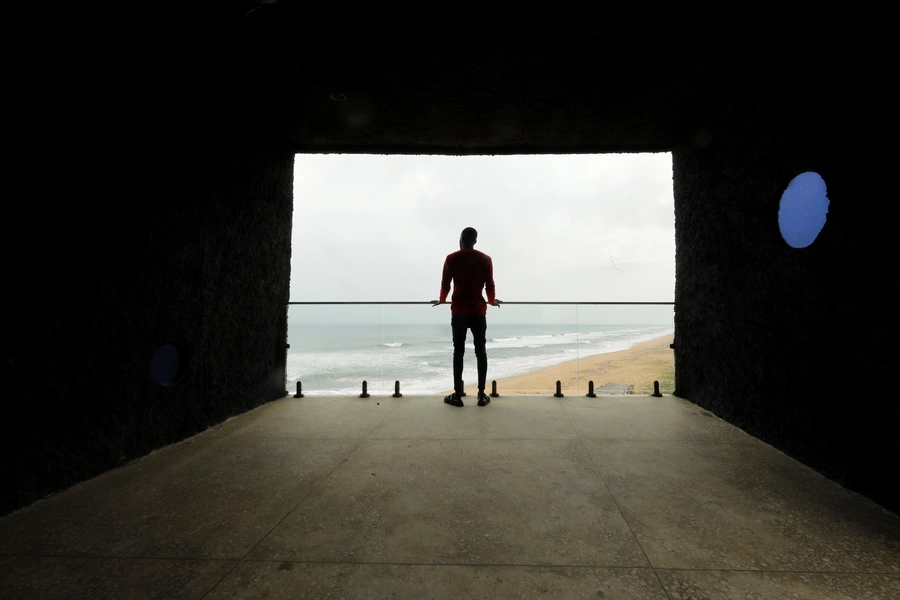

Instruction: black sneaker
[477,393,490,407]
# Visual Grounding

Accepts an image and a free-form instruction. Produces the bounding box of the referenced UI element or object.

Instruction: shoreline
[447,333,675,396]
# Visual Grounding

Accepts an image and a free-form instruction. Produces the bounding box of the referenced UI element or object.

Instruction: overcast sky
[290,153,675,324]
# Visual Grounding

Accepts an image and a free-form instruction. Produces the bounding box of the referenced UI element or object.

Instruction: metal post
[360,381,370,398]
[554,380,564,398]
[393,380,403,398]
[491,380,499,398]
[294,381,304,398]
[586,381,596,398]
[460,381,466,397]
[652,380,662,397]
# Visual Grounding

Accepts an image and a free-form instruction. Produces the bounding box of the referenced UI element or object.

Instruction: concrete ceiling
[129,5,860,155]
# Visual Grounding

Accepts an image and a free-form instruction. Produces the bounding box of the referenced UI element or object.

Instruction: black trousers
[451,314,487,395]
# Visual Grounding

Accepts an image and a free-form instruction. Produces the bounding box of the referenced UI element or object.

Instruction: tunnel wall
[2,150,294,515]
[673,95,896,514]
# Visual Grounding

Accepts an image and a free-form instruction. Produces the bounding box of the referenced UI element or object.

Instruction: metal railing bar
[488,301,673,305]
[287,301,674,305]
[288,302,432,304]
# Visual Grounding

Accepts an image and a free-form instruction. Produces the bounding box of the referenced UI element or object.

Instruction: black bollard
[586,381,596,398]
[554,380,564,398]
[460,380,466,397]
[491,380,499,398]
[393,380,403,398]
[360,381,370,398]
[294,381,304,398]
[652,380,662,397]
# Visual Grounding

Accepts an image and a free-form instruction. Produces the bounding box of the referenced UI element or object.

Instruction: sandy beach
[448,333,675,396]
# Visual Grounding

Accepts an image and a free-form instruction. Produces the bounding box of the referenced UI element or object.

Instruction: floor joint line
[200,400,404,598]
[560,396,674,600]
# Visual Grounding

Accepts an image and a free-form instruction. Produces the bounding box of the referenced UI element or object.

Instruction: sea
[287,322,674,395]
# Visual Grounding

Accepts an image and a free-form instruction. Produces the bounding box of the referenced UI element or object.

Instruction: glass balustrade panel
[286,303,674,397]
[287,304,386,396]
[571,304,675,396]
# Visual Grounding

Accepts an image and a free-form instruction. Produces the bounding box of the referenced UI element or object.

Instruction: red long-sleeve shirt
[439,249,496,316]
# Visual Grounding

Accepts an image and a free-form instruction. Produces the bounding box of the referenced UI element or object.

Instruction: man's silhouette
[432,227,501,407]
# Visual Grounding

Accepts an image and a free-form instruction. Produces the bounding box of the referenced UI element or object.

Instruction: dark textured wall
[673,93,896,514]
[2,150,294,515]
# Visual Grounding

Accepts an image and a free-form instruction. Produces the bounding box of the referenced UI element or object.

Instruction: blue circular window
[151,344,181,384]
[778,172,829,248]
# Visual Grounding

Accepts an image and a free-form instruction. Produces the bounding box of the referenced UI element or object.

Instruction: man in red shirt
[432,227,501,407]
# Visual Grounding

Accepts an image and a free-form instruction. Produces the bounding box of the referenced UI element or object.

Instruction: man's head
[459,227,478,249]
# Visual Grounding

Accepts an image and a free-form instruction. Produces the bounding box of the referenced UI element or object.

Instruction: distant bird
[609,255,624,272]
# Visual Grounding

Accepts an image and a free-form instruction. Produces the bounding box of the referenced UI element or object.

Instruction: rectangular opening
[289,154,674,396]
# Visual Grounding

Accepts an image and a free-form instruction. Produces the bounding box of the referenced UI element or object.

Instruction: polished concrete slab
[2,395,898,599]
[247,438,646,567]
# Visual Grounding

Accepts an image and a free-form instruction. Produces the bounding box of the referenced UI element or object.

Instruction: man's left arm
[485,257,497,305]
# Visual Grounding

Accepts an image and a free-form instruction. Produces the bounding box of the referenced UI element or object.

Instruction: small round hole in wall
[778,171,830,248]
[151,344,181,385]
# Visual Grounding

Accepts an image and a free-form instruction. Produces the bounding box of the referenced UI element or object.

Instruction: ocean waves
[487,330,615,350]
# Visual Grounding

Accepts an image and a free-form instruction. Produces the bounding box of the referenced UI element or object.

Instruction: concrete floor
[1,395,898,599]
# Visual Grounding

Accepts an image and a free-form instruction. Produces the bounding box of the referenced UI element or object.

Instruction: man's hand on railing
[491,299,502,307]
[431,300,443,307]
